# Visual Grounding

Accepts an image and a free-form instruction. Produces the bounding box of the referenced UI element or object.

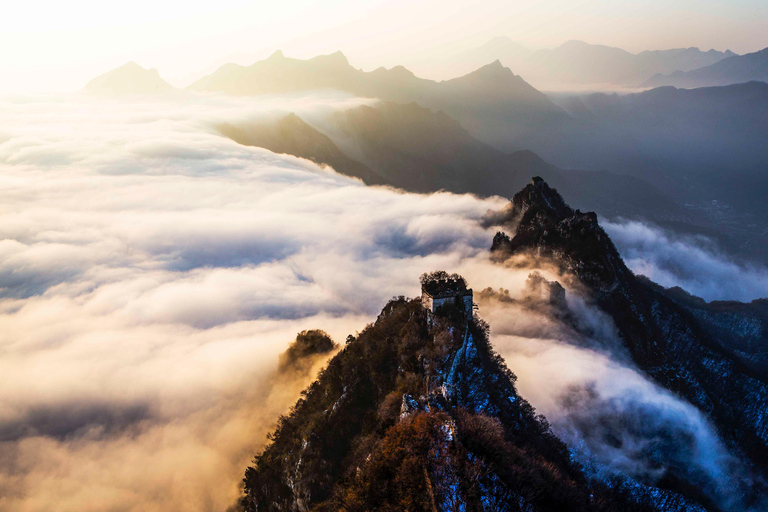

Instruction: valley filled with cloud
[1,91,765,511]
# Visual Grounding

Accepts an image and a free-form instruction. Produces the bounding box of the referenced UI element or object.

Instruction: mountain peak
[465,59,514,80]
[268,49,284,60]
[511,176,574,220]
[491,177,623,291]
[488,178,768,509]
[313,50,349,66]
[240,284,644,511]
[385,64,416,79]
[119,61,143,70]
[561,39,590,47]
[84,61,175,95]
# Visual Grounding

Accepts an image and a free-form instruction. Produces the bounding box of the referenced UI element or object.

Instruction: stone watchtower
[420,272,474,319]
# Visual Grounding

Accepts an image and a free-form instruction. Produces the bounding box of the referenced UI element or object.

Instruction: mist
[0,91,508,511]
[478,277,755,510]
[603,220,768,302]
[0,90,759,511]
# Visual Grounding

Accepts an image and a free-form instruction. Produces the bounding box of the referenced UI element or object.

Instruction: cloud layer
[0,91,758,512]
[478,284,753,510]
[0,91,507,511]
[603,220,768,302]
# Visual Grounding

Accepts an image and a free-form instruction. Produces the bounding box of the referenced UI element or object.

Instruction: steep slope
[240,291,692,511]
[642,47,768,88]
[330,102,677,219]
[434,60,565,146]
[222,102,681,223]
[325,101,499,193]
[490,178,768,501]
[84,61,175,95]
[651,286,768,376]
[216,113,387,186]
[188,50,567,147]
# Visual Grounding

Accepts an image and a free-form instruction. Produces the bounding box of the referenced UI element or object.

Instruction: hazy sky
[2,0,767,93]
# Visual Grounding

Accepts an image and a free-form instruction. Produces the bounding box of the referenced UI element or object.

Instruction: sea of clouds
[0,91,764,511]
[0,91,516,511]
[604,219,768,302]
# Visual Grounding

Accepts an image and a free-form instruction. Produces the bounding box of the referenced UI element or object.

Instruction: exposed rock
[491,178,768,504]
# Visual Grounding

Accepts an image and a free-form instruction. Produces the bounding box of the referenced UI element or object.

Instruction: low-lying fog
[0,91,763,511]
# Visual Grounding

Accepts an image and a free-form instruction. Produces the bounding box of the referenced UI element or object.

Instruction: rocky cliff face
[491,178,768,508]
[651,285,768,376]
[240,295,674,511]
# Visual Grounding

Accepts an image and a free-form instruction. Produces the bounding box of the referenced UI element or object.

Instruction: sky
[2,0,767,94]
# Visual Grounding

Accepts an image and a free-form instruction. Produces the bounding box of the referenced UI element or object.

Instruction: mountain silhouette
[642,47,768,88]
[221,101,680,223]
[84,61,175,95]
[217,113,387,186]
[189,50,566,147]
[453,38,735,87]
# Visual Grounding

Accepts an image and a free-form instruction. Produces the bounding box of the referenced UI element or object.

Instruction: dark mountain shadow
[220,102,681,225]
[490,179,768,509]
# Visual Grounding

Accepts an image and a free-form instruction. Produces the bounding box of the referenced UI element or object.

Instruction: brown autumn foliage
[242,296,658,512]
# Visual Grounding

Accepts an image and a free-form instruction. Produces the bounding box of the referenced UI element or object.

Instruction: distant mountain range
[84,61,175,95]
[190,50,566,147]
[187,50,768,213]
[86,53,768,263]
[451,38,737,88]
[528,82,768,209]
[218,101,681,223]
[198,54,768,261]
[642,47,768,88]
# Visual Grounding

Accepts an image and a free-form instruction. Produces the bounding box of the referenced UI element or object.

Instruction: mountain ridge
[84,61,176,95]
[239,290,690,511]
[490,179,768,504]
[236,178,768,512]
[642,47,768,88]
[449,38,737,87]
[221,102,682,223]
[188,50,567,147]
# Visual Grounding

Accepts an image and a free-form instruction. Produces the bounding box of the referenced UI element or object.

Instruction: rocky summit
[240,178,768,512]
[492,178,768,508]
[240,288,670,512]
